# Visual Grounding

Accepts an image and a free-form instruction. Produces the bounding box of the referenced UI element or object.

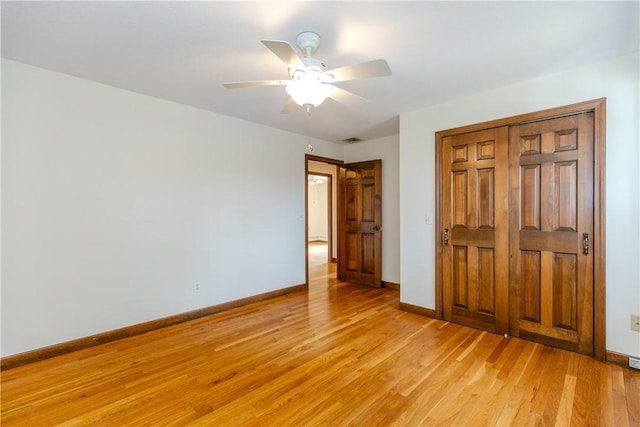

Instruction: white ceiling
[2,1,638,143]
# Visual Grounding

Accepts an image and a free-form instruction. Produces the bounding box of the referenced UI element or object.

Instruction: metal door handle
[444,228,449,245]
[583,232,589,255]
[372,225,381,232]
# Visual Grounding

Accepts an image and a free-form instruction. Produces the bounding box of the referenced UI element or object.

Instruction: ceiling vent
[342,137,363,143]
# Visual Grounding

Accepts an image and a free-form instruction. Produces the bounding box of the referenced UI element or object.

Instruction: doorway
[306,156,341,285]
[338,160,383,287]
[305,155,384,288]
[308,172,333,280]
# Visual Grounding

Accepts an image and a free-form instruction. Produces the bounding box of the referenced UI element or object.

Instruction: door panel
[346,232,358,271]
[477,247,495,314]
[520,250,541,322]
[452,246,468,308]
[345,185,357,220]
[509,113,594,355]
[442,127,509,334]
[477,169,495,228]
[338,160,382,287]
[362,234,375,274]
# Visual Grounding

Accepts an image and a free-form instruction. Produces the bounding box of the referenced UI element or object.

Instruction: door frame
[434,98,606,361]
[305,154,344,287]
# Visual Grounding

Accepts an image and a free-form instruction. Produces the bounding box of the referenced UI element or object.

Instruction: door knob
[372,225,381,232]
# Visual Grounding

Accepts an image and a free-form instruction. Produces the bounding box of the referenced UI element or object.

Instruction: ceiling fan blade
[222,79,288,89]
[261,40,306,72]
[323,59,391,83]
[281,97,300,114]
[328,85,370,108]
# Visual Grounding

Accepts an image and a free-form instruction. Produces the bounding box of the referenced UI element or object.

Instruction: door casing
[435,98,606,361]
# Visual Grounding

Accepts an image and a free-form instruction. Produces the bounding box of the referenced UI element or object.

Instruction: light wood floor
[2,245,639,426]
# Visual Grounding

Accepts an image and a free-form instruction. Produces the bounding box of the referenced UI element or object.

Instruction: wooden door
[442,128,509,333]
[509,113,594,355]
[338,160,382,287]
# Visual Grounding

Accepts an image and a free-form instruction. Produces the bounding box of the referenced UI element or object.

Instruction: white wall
[1,59,344,357]
[307,179,328,241]
[400,52,640,358]
[344,135,400,285]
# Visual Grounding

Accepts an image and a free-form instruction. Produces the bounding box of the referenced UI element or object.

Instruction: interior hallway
[308,241,333,284]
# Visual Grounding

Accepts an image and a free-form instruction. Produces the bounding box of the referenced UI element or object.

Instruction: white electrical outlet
[631,315,640,332]
[194,283,200,291]
[630,357,640,370]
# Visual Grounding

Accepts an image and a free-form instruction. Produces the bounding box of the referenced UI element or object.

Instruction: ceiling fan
[222,31,392,113]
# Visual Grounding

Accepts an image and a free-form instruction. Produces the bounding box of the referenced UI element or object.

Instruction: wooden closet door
[442,127,509,334]
[509,113,594,355]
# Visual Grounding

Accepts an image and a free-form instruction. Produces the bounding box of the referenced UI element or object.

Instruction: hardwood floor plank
[554,373,577,426]
[599,364,617,426]
[2,258,639,426]
[626,368,640,425]
[612,367,632,426]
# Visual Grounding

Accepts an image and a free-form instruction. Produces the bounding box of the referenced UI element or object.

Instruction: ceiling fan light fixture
[223,31,391,115]
[285,77,332,111]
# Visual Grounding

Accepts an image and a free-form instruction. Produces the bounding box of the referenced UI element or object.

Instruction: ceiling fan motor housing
[296,31,321,56]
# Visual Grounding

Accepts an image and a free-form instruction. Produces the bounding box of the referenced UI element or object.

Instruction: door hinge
[583,232,589,255]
